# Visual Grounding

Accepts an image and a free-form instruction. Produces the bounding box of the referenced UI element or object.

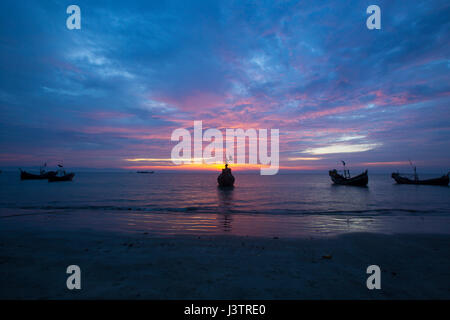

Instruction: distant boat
[137,171,154,174]
[391,173,449,186]
[391,161,449,186]
[20,163,56,180]
[48,173,75,182]
[329,161,368,186]
[218,164,235,187]
[48,164,75,182]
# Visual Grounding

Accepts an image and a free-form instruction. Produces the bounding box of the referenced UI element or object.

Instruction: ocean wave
[0,203,445,217]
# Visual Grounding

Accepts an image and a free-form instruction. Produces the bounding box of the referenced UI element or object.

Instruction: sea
[1,171,449,238]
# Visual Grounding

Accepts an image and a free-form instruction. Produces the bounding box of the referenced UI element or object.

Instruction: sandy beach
[1,227,449,299]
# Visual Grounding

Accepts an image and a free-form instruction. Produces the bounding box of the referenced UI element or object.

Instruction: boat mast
[341,160,349,178]
[40,162,47,174]
[226,155,232,167]
[409,160,418,181]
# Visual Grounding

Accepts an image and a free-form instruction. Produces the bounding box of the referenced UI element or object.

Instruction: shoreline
[1,226,449,299]
[2,207,450,238]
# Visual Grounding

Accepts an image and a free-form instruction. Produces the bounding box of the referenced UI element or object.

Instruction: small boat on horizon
[48,172,75,182]
[48,164,75,182]
[329,161,368,186]
[218,164,235,187]
[20,163,57,180]
[392,162,449,186]
[137,171,154,174]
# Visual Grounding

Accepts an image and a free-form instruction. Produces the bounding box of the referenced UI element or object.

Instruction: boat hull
[391,173,449,186]
[329,169,368,186]
[48,173,75,182]
[218,173,235,187]
[20,170,57,180]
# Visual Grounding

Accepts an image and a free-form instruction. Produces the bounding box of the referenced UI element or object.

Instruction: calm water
[1,171,449,237]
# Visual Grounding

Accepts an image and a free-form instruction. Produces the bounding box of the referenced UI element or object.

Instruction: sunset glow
[0,0,448,173]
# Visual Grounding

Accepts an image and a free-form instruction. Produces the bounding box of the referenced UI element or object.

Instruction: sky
[0,0,449,172]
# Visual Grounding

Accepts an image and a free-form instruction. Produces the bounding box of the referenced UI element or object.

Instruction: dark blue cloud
[0,0,449,170]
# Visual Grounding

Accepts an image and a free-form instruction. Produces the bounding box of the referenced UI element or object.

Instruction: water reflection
[2,172,450,237]
[217,186,234,232]
[328,184,371,212]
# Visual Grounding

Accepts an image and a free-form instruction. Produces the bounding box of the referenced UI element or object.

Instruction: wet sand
[1,228,449,299]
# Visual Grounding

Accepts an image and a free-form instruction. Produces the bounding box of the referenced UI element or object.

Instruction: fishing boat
[391,162,449,186]
[329,161,368,186]
[137,171,154,174]
[20,163,56,180]
[218,164,235,187]
[48,173,75,182]
[391,173,449,186]
[48,164,75,182]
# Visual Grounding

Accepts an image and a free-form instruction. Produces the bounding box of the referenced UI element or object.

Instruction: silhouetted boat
[329,161,368,186]
[137,171,154,174]
[218,164,235,187]
[48,164,75,182]
[20,164,56,180]
[48,173,75,182]
[391,161,449,186]
[391,172,449,186]
[329,169,368,186]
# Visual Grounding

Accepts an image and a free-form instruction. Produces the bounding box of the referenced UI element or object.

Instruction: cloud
[0,0,449,170]
[303,143,382,155]
[287,157,322,161]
